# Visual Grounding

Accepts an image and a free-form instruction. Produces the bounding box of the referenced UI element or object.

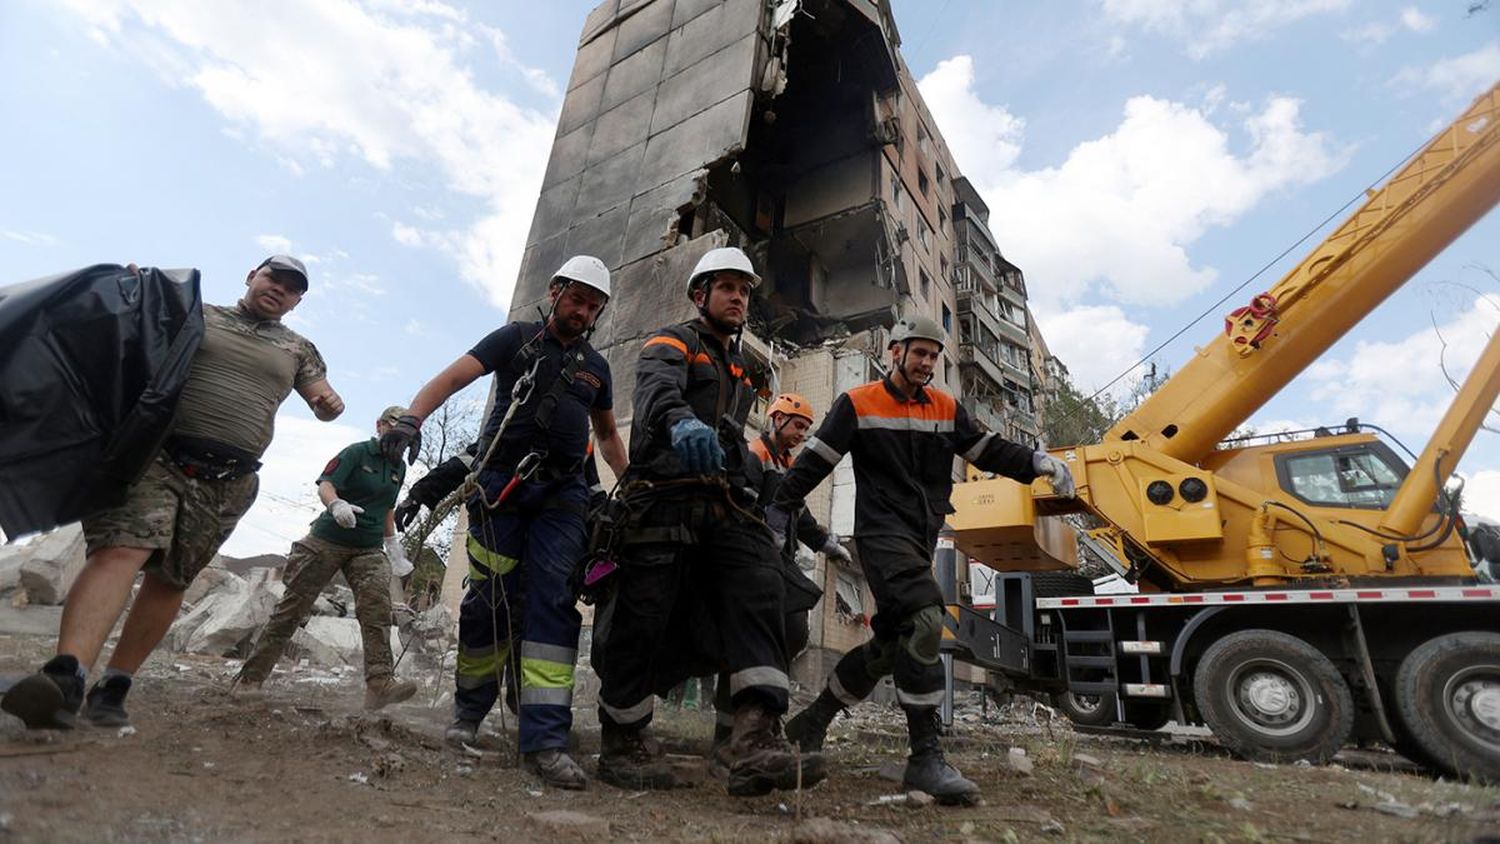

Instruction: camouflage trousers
[239,534,395,684]
[82,454,259,590]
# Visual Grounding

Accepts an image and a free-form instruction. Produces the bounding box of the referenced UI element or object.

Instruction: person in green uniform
[235,406,417,710]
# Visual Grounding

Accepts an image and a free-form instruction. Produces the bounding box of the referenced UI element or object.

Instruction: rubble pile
[0,524,86,606]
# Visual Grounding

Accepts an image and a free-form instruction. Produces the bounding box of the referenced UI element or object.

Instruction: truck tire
[1051,690,1116,727]
[1193,629,1353,764]
[1121,700,1172,731]
[1030,571,1094,598]
[1394,632,1500,784]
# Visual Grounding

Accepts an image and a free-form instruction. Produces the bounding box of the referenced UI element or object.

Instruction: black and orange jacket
[775,376,1037,547]
[750,433,830,551]
[628,320,758,489]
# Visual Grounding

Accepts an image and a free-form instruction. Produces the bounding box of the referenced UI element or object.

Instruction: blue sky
[1,0,1497,554]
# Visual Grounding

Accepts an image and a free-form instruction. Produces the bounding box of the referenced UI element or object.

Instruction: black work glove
[380,414,422,466]
[393,498,423,533]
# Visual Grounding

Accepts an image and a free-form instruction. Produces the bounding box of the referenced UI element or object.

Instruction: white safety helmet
[553,255,611,298]
[889,314,946,351]
[686,246,760,300]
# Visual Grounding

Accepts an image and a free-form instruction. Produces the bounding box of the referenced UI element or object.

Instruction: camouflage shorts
[82,454,260,589]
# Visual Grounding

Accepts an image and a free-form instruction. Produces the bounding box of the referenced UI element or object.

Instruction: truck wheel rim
[1228,658,1313,737]
[1070,693,1103,715]
[1444,664,1500,751]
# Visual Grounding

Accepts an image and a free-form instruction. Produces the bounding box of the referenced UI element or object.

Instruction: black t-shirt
[467,321,612,469]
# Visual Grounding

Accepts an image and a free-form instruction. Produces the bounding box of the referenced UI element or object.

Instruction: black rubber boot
[902,706,979,806]
[723,703,827,797]
[83,674,133,727]
[2,655,85,730]
[783,689,843,752]
[596,721,683,790]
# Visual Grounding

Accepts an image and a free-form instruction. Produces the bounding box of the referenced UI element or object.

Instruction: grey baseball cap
[256,254,309,291]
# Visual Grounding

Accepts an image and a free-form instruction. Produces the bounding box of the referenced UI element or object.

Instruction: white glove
[821,533,852,563]
[327,498,364,529]
[384,535,413,577]
[1032,451,1076,498]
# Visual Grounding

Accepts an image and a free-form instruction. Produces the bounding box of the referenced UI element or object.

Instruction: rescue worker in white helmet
[380,255,628,790]
[591,246,827,796]
[768,313,1075,806]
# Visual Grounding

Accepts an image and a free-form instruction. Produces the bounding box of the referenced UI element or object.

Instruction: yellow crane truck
[939,82,1500,782]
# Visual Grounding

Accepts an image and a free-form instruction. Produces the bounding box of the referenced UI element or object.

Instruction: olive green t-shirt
[171,303,327,457]
[310,439,406,548]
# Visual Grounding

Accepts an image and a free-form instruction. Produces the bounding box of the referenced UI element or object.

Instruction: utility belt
[161,435,262,481]
[573,476,761,604]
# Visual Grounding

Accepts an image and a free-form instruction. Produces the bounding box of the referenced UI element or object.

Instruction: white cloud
[57,0,560,311]
[255,233,293,254]
[1400,6,1436,32]
[1,229,61,247]
[1340,21,1393,46]
[920,56,1345,311]
[1100,0,1351,59]
[1465,470,1500,524]
[1032,304,1151,393]
[1391,42,1500,106]
[1304,296,1499,441]
[218,412,366,557]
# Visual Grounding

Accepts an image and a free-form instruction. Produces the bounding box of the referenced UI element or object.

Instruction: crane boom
[1106,83,1500,463]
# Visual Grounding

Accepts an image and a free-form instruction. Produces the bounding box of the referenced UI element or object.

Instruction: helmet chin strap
[897,342,934,388]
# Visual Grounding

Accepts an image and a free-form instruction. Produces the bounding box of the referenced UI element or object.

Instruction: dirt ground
[3,630,1499,843]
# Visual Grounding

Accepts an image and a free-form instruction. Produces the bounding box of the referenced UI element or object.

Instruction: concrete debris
[526,810,611,840]
[1373,801,1419,820]
[904,790,935,808]
[865,792,932,809]
[1228,797,1253,811]
[11,525,86,605]
[347,772,369,785]
[787,818,903,844]
[168,569,283,656]
[181,564,240,607]
[288,617,383,669]
[1072,752,1104,769]
[1041,819,1065,835]
[1004,747,1034,776]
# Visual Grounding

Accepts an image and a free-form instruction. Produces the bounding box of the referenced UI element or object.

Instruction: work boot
[1,655,84,730]
[901,706,979,806]
[524,749,589,790]
[706,719,733,780]
[784,688,843,752]
[445,718,480,747]
[83,674,133,727]
[723,703,826,797]
[596,721,683,790]
[363,676,417,711]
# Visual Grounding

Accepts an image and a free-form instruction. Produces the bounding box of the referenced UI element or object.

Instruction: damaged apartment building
[500,0,1051,683]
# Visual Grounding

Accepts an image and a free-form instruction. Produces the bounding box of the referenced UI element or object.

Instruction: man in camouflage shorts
[235,406,417,709]
[2,255,345,730]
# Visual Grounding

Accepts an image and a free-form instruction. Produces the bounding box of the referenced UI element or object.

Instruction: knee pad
[859,637,900,680]
[901,605,944,666]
